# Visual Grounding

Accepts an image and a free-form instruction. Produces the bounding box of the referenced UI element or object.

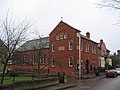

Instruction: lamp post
[78,32,81,79]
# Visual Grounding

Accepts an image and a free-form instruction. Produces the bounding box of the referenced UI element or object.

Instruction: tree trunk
[1,61,7,84]
[1,57,9,84]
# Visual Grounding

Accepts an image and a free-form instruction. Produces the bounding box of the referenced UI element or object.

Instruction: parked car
[115,68,120,75]
[106,69,117,78]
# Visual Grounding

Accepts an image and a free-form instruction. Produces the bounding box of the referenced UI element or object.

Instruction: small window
[60,34,63,40]
[56,35,59,40]
[69,57,73,67]
[64,34,67,39]
[52,58,55,67]
[69,40,73,50]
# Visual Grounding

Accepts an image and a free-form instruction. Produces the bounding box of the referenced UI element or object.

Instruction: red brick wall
[49,21,99,76]
[13,48,49,73]
[81,38,99,73]
[49,21,79,76]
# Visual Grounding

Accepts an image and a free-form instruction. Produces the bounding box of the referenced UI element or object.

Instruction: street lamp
[78,32,81,79]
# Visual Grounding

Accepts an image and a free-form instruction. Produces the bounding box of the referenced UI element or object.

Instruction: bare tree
[32,30,49,75]
[0,11,32,84]
[97,0,120,10]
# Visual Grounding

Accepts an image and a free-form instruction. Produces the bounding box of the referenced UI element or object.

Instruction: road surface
[66,76,120,90]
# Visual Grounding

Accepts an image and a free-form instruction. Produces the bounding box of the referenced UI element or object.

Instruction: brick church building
[12,21,108,77]
[49,21,99,77]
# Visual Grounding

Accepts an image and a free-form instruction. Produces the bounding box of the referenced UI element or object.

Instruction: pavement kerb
[55,84,77,90]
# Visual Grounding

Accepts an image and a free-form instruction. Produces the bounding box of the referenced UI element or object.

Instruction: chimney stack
[86,32,90,38]
[117,50,120,55]
[100,39,103,44]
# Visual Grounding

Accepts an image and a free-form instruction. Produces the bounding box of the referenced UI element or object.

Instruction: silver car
[116,68,120,75]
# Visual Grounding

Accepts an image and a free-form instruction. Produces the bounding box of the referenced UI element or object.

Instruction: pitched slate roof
[17,37,49,51]
[80,34,98,44]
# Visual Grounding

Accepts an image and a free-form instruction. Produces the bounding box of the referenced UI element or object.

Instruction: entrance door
[86,60,89,74]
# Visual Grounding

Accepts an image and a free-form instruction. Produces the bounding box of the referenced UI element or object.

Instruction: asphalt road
[89,76,120,90]
[66,76,120,90]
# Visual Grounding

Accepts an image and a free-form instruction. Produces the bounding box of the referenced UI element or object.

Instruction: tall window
[85,43,87,52]
[92,46,96,54]
[52,58,55,67]
[32,54,35,65]
[69,40,73,50]
[43,54,46,63]
[85,43,89,52]
[94,46,96,54]
[39,55,43,63]
[22,56,25,65]
[69,57,73,67]
[81,42,83,51]
[87,44,89,52]
[52,43,55,52]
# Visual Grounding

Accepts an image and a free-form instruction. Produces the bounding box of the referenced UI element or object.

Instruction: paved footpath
[36,72,105,90]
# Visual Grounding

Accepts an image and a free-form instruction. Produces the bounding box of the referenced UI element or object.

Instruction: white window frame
[64,34,67,39]
[56,35,59,40]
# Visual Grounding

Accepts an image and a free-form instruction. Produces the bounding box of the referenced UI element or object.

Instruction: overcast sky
[0,0,120,54]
